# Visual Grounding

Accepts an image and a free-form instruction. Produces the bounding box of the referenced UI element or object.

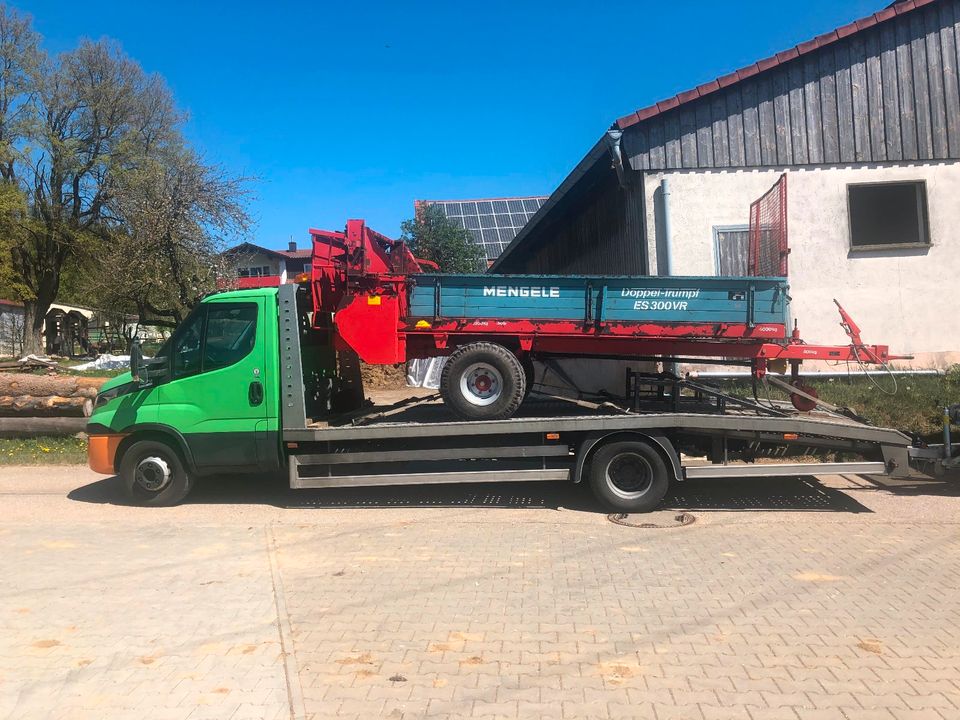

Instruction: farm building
[491,0,960,368]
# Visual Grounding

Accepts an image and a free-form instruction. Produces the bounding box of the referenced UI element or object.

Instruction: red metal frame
[306,219,901,376]
[749,174,789,277]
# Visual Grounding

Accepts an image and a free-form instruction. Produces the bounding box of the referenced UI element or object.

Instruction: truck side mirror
[130,340,143,381]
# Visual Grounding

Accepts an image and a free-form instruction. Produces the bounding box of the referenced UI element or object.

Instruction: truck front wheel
[440,342,526,420]
[119,439,194,507]
[588,440,670,513]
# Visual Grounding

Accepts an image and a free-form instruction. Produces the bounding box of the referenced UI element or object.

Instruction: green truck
[87,284,915,512]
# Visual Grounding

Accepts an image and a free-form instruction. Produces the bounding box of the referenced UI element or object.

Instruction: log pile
[0,372,109,418]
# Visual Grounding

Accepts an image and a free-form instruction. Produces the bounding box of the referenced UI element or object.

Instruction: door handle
[249,380,264,406]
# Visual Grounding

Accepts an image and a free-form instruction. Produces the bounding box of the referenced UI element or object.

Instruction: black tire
[521,356,536,401]
[119,440,194,507]
[588,440,670,513]
[440,342,526,420]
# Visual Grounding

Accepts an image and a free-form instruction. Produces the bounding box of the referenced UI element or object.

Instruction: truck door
[159,298,268,470]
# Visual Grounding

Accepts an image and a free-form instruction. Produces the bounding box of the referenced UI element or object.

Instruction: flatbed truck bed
[282,395,911,498]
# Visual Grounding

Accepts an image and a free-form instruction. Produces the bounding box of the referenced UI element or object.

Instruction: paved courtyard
[1,466,959,720]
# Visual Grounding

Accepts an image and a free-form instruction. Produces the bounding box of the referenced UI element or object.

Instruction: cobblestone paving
[0,524,290,720]
[1,467,959,719]
[277,518,960,720]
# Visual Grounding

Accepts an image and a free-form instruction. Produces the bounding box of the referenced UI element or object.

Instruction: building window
[847,181,930,250]
[713,225,750,276]
[237,266,270,278]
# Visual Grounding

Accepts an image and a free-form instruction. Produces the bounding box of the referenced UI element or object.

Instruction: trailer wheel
[119,440,194,507]
[588,440,669,513]
[521,356,536,401]
[440,342,526,420]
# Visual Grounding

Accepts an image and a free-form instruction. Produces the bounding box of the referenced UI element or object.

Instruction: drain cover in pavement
[607,511,696,528]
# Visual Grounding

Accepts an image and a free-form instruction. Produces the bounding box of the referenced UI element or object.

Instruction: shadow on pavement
[857,472,960,497]
[69,473,875,513]
[663,476,871,513]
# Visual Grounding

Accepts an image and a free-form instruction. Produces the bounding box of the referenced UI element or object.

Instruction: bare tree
[87,143,252,328]
[0,4,39,181]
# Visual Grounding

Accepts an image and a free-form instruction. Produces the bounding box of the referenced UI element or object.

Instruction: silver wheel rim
[605,452,654,500]
[459,362,504,406]
[135,455,172,493]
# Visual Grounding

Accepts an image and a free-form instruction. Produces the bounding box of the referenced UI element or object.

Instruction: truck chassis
[279,285,911,512]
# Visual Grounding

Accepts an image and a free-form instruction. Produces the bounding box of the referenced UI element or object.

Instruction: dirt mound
[360,362,407,390]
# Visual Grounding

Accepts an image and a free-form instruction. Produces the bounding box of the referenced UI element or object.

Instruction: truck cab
[87,288,281,505]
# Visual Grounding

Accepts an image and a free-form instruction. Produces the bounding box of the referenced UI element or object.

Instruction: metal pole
[659,178,678,377]
[659,178,673,276]
[944,407,952,460]
[688,369,943,379]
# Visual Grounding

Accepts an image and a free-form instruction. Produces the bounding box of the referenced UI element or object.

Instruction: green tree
[0,4,251,354]
[11,38,184,354]
[400,203,484,273]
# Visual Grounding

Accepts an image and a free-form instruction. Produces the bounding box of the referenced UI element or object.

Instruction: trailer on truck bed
[306,219,899,420]
[86,284,917,512]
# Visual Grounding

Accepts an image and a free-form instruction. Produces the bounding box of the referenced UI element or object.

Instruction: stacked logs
[0,372,109,417]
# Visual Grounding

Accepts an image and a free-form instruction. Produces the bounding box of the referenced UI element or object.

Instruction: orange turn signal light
[546,432,560,440]
[783,433,799,440]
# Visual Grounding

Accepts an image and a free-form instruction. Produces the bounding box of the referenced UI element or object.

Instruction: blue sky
[20,0,888,247]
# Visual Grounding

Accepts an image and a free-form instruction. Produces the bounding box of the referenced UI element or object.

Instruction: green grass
[716,367,960,438]
[0,436,88,465]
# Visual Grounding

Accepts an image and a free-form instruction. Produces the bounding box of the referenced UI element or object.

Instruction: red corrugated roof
[615,0,937,130]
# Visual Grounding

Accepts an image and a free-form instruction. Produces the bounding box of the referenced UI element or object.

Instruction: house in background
[416,197,549,266]
[221,241,312,287]
[492,0,960,368]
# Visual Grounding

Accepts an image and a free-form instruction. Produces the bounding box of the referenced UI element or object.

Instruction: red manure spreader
[305,218,900,420]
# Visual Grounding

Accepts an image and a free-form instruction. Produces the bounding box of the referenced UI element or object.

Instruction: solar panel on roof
[419,195,550,262]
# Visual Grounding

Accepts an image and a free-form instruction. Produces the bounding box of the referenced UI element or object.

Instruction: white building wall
[642,161,960,368]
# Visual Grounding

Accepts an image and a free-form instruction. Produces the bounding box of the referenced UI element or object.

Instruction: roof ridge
[615,0,937,129]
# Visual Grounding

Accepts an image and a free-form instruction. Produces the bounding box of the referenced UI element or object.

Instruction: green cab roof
[201,287,280,302]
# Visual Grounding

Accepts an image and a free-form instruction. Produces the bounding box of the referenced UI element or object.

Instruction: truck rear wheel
[119,439,194,507]
[588,440,669,513]
[440,342,526,420]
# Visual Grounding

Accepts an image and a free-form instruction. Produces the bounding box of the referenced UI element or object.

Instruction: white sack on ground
[406,357,447,389]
